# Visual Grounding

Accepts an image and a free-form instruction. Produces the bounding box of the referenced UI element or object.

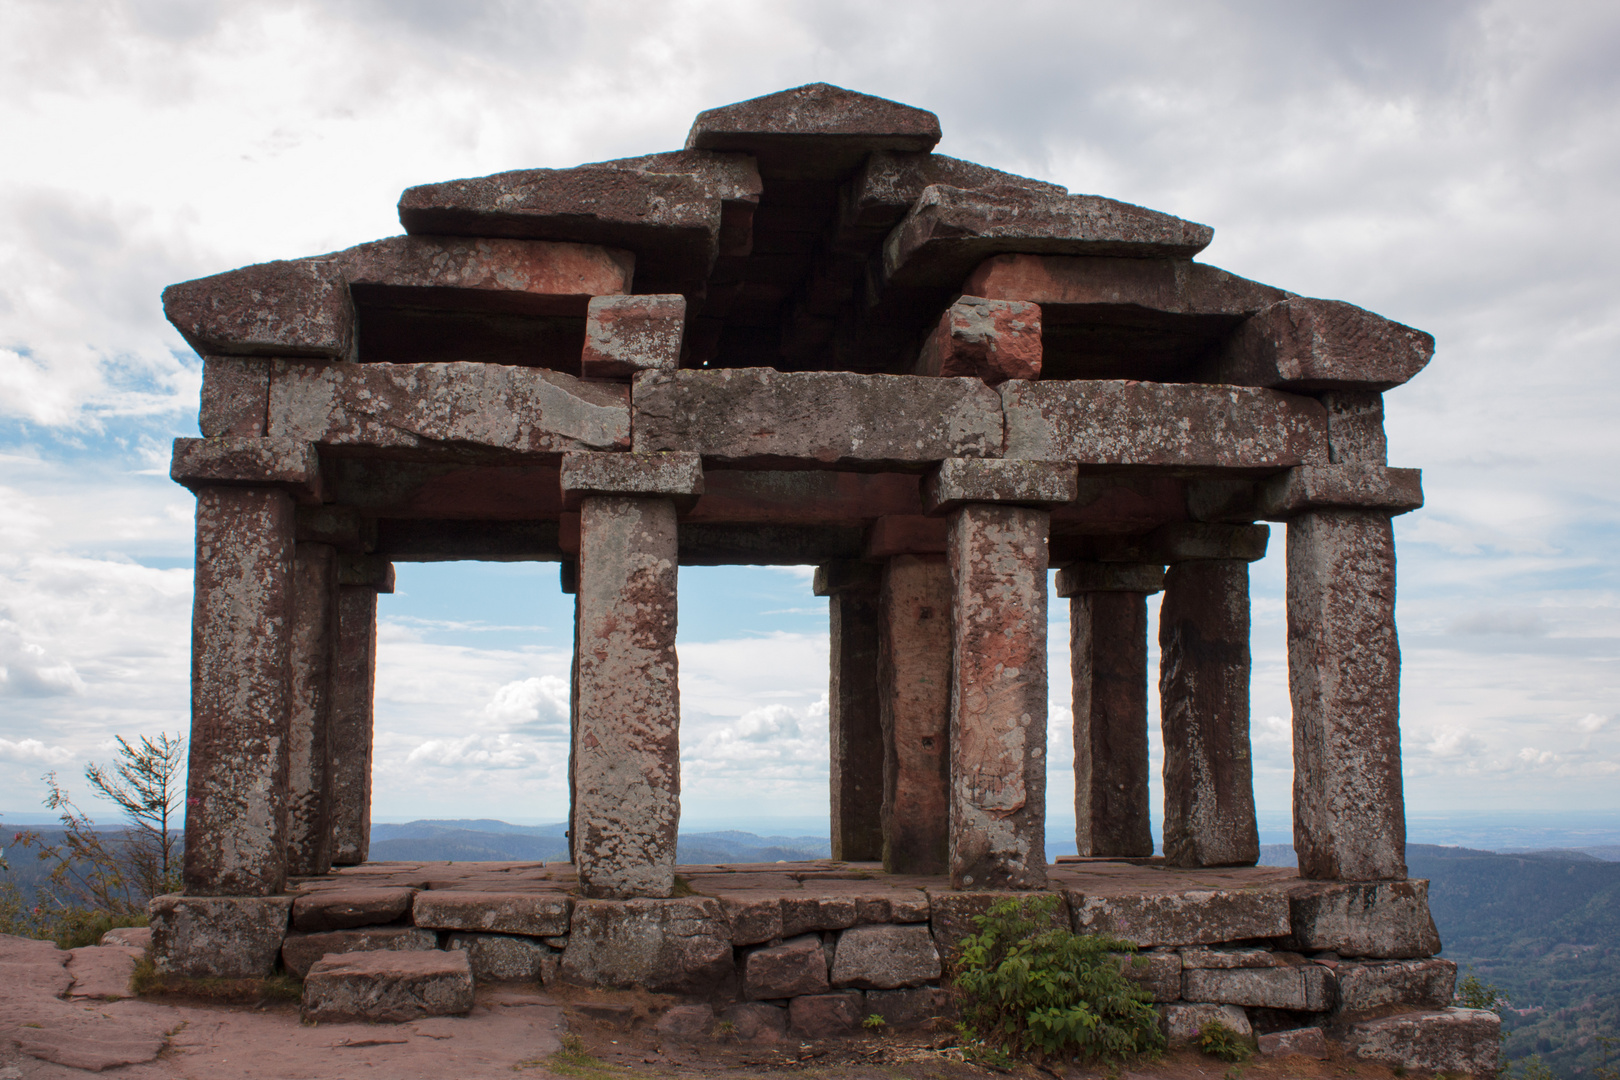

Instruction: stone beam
[1259,465,1424,520]
[814,562,884,862]
[963,254,1288,318]
[1211,298,1435,391]
[1088,522,1271,565]
[171,437,323,504]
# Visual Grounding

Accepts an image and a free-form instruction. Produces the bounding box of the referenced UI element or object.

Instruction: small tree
[84,733,186,900]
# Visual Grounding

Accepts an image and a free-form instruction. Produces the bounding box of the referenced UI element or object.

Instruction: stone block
[1119,951,1181,1002]
[280,926,439,978]
[1000,379,1326,469]
[687,83,941,173]
[744,934,830,1000]
[813,560,883,596]
[1069,888,1291,947]
[150,894,292,978]
[411,891,570,936]
[1183,963,1335,1011]
[838,153,1064,250]
[1321,390,1388,464]
[719,894,784,946]
[291,887,415,931]
[865,515,949,558]
[1056,562,1165,595]
[867,986,953,1027]
[883,185,1213,289]
[561,898,735,995]
[789,991,865,1038]
[656,1004,715,1038]
[854,893,931,924]
[1180,946,1278,969]
[337,552,395,592]
[1345,1008,1501,1075]
[1070,589,1154,858]
[831,924,941,990]
[1334,958,1457,1015]
[928,890,1069,960]
[446,933,554,981]
[923,458,1078,513]
[560,451,704,510]
[782,896,858,936]
[200,356,270,436]
[164,257,352,358]
[632,368,1003,467]
[963,253,1287,317]
[915,296,1041,384]
[879,555,952,876]
[1287,880,1441,959]
[1259,464,1423,518]
[170,436,322,503]
[295,504,370,550]
[267,360,631,457]
[1213,297,1435,391]
[1161,1002,1251,1044]
[302,950,475,1024]
[720,1001,789,1043]
[581,294,686,378]
[1259,1026,1329,1059]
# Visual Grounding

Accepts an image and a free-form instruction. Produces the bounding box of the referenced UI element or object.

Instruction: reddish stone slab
[822,567,884,862]
[947,504,1049,890]
[1000,379,1327,469]
[1068,887,1291,947]
[1287,511,1407,881]
[1287,879,1441,959]
[164,257,351,358]
[170,436,322,502]
[581,294,686,378]
[1260,464,1424,519]
[285,542,336,877]
[200,356,270,436]
[836,152,1064,251]
[1070,590,1154,858]
[1159,561,1260,868]
[1214,297,1435,391]
[1182,963,1335,1011]
[328,584,378,866]
[879,555,952,875]
[830,924,940,990]
[279,925,438,978]
[691,471,924,527]
[1334,957,1456,1015]
[184,487,295,895]
[964,253,1287,316]
[915,296,1041,384]
[291,886,415,931]
[573,495,680,898]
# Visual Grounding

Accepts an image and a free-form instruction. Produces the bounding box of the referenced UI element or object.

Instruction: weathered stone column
[285,541,337,876]
[926,459,1077,890]
[877,554,952,874]
[563,452,701,899]
[328,554,393,866]
[813,562,884,862]
[1056,562,1163,859]
[170,436,323,896]
[1158,540,1266,868]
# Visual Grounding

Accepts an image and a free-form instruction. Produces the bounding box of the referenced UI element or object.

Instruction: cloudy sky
[2,0,1617,842]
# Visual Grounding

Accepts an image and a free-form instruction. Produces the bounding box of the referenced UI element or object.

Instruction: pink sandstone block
[1214,297,1434,391]
[914,296,1041,384]
[581,294,687,378]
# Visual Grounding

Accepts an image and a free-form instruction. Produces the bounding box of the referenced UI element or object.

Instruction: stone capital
[170,436,323,504]
[922,458,1077,515]
[560,451,704,510]
[812,561,881,597]
[1056,562,1166,596]
[1259,465,1423,520]
[295,505,375,551]
[337,553,395,593]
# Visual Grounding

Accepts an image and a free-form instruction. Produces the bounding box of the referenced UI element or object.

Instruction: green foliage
[1197,1020,1254,1062]
[950,893,1165,1065]
[862,1012,888,1030]
[1516,1056,1558,1080]
[1459,972,1510,1013]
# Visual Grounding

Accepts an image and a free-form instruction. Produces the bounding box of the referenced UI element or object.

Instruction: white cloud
[0,737,74,765]
[482,675,570,734]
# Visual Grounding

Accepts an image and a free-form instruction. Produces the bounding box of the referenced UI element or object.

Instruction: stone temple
[154,85,1496,1068]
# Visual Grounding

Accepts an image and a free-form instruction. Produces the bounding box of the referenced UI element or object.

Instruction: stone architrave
[184,486,296,896]
[1159,560,1262,867]
[946,504,1050,889]
[573,495,682,898]
[878,555,952,874]
[1059,563,1162,858]
[1288,510,1406,881]
[814,562,883,862]
[285,542,337,877]
[329,561,387,866]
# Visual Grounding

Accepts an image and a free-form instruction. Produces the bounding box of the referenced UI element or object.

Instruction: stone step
[301,950,474,1024]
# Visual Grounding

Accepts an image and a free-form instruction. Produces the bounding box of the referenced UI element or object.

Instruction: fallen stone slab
[560,898,735,995]
[1345,1007,1500,1075]
[1286,880,1442,959]
[412,890,570,936]
[291,886,417,931]
[1259,464,1423,519]
[1259,1026,1329,1059]
[150,894,293,979]
[633,368,1004,467]
[1213,297,1435,391]
[163,256,352,358]
[170,436,323,502]
[655,1003,715,1038]
[1069,887,1292,947]
[66,945,142,999]
[446,933,555,982]
[830,924,941,990]
[1160,1002,1251,1044]
[302,950,475,1024]
[744,934,830,1000]
[789,990,865,1037]
[720,1001,789,1043]
[1182,962,1335,1011]
[1334,957,1457,1015]
[687,83,940,177]
[280,925,440,979]
[268,360,631,457]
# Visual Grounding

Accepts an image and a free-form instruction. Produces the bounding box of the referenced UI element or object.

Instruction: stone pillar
[1159,559,1262,868]
[328,555,392,866]
[813,562,883,862]
[184,486,296,895]
[562,451,701,899]
[1056,562,1163,859]
[877,555,952,874]
[926,459,1077,890]
[285,541,337,877]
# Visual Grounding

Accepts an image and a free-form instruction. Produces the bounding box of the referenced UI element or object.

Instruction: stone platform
[150,859,1497,1073]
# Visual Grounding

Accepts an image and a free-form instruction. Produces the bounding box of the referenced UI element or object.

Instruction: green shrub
[950,893,1165,1065]
[1197,1020,1254,1062]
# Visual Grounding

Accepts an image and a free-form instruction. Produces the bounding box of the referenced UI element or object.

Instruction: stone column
[285,541,337,877]
[926,459,1077,890]
[563,452,701,899]
[877,554,952,874]
[328,554,392,866]
[1159,556,1262,868]
[813,562,883,862]
[1056,562,1163,859]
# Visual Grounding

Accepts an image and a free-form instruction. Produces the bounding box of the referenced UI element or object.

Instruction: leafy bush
[1197,1020,1254,1062]
[950,893,1165,1065]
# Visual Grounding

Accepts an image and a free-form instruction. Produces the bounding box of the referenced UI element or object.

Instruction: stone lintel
[813,560,881,597]
[171,436,323,503]
[1212,297,1435,391]
[914,296,1041,384]
[1056,562,1165,596]
[864,514,948,558]
[923,458,1078,515]
[962,253,1288,317]
[560,451,704,510]
[337,553,395,593]
[295,505,374,552]
[1259,465,1423,519]
[581,294,687,379]
[339,235,633,317]
[1095,522,1270,564]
